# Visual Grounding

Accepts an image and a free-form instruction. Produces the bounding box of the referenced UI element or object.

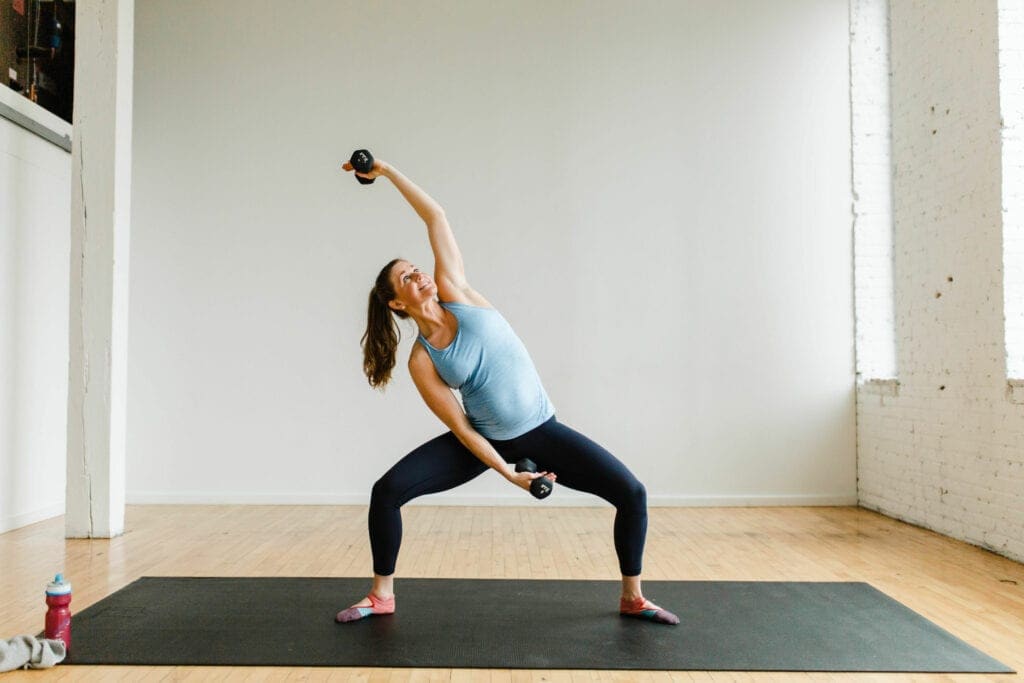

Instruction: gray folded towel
[0,635,66,672]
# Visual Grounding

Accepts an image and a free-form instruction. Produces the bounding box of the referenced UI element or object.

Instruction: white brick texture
[856,0,1024,563]
[852,0,897,380]
[1001,0,1024,377]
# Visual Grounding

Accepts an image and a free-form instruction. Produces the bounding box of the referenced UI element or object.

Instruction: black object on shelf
[16,45,52,60]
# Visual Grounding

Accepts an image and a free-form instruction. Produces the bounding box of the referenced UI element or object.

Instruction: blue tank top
[416,302,555,440]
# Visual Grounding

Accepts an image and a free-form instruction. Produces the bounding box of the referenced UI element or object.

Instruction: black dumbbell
[515,458,554,500]
[349,149,375,185]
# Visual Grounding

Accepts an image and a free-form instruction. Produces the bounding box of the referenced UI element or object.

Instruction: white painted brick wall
[856,0,1024,563]
[852,0,897,381]
[1001,0,1024,377]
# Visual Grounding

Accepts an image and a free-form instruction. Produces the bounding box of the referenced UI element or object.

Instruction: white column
[66,0,134,538]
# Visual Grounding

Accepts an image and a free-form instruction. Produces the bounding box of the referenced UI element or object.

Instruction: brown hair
[361,258,409,389]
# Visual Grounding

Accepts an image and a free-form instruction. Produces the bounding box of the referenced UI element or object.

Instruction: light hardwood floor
[1,505,1022,682]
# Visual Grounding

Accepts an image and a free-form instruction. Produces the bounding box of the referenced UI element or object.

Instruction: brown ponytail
[361,258,409,389]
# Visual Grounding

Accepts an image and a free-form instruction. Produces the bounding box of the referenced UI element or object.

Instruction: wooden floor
[1,505,1021,682]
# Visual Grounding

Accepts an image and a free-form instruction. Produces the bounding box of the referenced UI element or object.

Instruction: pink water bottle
[44,573,72,651]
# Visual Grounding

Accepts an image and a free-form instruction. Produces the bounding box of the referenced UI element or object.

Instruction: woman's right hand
[341,158,388,182]
[509,469,557,493]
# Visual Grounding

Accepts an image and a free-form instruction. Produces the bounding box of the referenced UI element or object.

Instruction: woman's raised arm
[343,158,470,297]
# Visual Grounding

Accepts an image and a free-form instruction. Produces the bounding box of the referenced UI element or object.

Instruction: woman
[336,156,678,626]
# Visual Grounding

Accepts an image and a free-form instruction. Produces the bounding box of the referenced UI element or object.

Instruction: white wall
[0,92,71,532]
[128,0,856,506]
[850,0,896,382]
[1002,0,1024,380]
[857,1,1024,563]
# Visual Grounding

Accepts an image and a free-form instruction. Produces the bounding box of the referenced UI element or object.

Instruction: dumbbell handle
[515,458,554,500]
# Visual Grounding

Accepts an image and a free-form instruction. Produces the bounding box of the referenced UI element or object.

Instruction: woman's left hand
[342,158,388,182]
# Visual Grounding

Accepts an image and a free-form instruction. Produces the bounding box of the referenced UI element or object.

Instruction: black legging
[368,416,648,576]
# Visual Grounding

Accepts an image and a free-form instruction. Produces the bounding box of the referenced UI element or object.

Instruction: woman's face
[388,260,437,311]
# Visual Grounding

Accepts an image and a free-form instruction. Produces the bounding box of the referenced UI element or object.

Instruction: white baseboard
[127,491,858,507]
[0,503,64,534]
[651,493,858,507]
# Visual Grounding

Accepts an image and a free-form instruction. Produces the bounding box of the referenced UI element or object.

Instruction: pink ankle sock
[619,596,680,625]
[336,593,395,623]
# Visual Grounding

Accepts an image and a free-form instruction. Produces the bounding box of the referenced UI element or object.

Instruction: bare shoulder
[408,343,447,393]
[436,284,493,308]
[409,342,431,369]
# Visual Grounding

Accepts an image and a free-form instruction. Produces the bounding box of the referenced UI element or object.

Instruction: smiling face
[388,260,438,312]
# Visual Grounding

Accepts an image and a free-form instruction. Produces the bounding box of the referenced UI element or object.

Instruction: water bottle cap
[46,573,71,595]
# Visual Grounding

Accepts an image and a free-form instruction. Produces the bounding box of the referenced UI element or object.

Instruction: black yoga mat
[64,577,1013,672]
